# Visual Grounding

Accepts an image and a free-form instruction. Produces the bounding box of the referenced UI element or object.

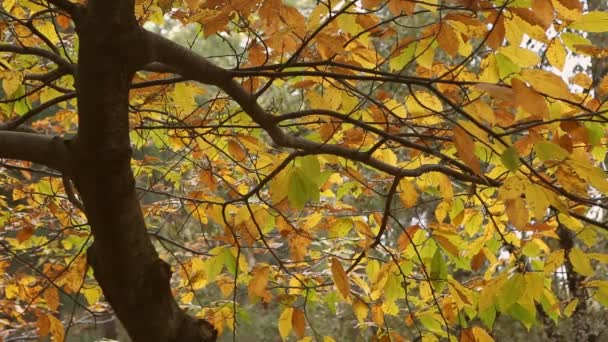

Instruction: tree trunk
[62,1,217,341]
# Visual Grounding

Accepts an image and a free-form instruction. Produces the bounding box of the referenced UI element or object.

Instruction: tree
[1,0,608,341]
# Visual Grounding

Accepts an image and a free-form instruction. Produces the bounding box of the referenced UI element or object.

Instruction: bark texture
[46,1,217,341]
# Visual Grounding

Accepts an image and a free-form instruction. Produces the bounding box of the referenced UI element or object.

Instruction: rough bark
[44,0,217,341]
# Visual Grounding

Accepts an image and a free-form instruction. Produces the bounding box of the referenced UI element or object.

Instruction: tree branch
[0,131,70,172]
[141,30,497,187]
[46,0,86,22]
[0,92,76,130]
[0,44,74,71]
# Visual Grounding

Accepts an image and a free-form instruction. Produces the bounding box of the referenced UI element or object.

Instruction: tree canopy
[1,0,608,341]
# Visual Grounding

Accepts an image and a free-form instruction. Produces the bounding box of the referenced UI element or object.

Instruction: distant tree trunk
[588,0,607,100]
[558,225,595,341]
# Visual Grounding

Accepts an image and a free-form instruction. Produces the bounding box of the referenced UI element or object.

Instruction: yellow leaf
[524,272,545,301]
[406,91,443,114]
[2,0,15,12]
[331,258,351,301]
[171,82,203,113]
[33,20,61,44]
[506,197,528,229]
[499,176,526,200]
[453,126,481,175]
[48,314,65,342]
[337,13,363,36]
[568,11,608,32]
[181,292,194,304]
[472,326,495,342]
[547,38,566,71]
[447,276,474,310]
[422,333,439,342]
[82,286,102,305]
[0,70,23,96]
[526,184,550,220]
[270,168,291,203]
[552,0,582,21]
[352,298,369,324]
[566,159,608,194]
[569,248,594,276]
[385,99,407,119]
[323,337,337,342]
[405,91,443,125]
[564,298,579,317]
[464,100,495,125]
[520,69,572,100]
[435,200,450,223]
[433,172,453,201]
[399,178,418,208]
[415,38,435,69]
[498,45,540,68]
[278,307,294,341]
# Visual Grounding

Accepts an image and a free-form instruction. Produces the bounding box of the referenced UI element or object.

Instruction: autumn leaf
[453,126,481,175]
[331,258,351,301]
[278,307,294,340]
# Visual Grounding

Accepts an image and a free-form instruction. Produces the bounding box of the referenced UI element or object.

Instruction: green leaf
[495,53,521,80]
[560,33,592,54]
[479,305,496,329]
[501,146,520,172]
[288,168,319,209]
[497,274,524,311]
[389,42,416,71]
[585,122,604,146]
[419,314,444,335]
[430,249,447,293]
[534,141,569,162]
[297,155,321,184]
[508,303,536,329]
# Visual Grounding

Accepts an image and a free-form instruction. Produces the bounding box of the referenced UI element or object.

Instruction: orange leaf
[453,126,481,175]
[437,23,459,57]
[44,287,60,311]
[331,258,350,300]
[291,309,306,338]
[511,78,549,119]
[227,140,247,162]
[387,0,415,16]
[248,265,271,302]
